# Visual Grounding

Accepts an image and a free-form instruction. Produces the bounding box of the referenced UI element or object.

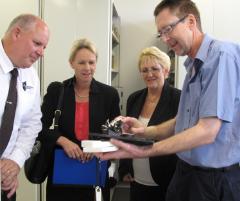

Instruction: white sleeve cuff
[8,148,27,168]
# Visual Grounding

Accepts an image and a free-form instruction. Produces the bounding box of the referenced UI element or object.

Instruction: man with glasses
[99,0,240,201]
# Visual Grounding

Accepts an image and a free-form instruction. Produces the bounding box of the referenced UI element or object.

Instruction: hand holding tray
[90,131,154,146]
[90,118,155,147]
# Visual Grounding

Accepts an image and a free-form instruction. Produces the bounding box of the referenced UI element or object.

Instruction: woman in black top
[118,46,180,201]
[40,38,120,201]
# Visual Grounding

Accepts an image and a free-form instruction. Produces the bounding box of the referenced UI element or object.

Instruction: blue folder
[53,149,108,187]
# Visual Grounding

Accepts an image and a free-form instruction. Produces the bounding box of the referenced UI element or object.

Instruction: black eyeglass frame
[157,15,188,38]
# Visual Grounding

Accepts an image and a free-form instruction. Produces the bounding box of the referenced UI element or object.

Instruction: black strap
[53,83,64,130]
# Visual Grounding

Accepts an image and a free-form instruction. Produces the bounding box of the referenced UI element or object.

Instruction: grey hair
[6,14,40,33]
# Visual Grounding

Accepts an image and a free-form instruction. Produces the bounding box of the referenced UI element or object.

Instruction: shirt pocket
[16,83,37,119]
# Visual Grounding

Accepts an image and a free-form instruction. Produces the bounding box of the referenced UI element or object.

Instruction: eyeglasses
[157,15,188,39]
[140,66,162,74]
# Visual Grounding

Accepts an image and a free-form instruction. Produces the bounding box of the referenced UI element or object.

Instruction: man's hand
[97,139,152,160]
[1,176,18,198]
[119,116,146,135]
[1,159,20,183]
[1,159,20,198]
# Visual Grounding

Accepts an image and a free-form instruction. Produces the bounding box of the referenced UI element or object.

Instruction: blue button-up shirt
[175,34,240,168]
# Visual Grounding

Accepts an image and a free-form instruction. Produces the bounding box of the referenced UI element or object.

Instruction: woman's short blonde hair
[69,38,98,62]
[138,46,171,72]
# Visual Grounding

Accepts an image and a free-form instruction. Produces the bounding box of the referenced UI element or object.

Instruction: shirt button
[187,109,190,112]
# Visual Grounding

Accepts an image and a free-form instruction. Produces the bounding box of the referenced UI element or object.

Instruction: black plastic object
[90,131,154,146]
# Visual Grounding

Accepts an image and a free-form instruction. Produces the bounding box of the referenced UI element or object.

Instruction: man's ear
[187,14,197,29]
[12,26,21,40]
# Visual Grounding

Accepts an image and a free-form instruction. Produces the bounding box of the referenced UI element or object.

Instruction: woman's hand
[123,173,134,182]
[80,152,94,162]
[57,136,82,159]
[57,136,94,162]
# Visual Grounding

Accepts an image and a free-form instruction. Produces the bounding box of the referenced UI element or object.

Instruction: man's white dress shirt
[0,42,42,168]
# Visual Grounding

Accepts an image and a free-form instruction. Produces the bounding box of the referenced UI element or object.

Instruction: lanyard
[95,158,102,201]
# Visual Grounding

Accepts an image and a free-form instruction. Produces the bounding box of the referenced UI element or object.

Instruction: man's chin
[173,49,187,56]
[22,60,36,68]
[19,63,33,68]
[21,65,32,68]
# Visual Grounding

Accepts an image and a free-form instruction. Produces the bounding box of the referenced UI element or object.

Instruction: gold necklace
[74,88,89,99]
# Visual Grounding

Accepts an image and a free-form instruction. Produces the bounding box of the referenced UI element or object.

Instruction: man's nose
[160,34,171,43]
[37,47,44,57]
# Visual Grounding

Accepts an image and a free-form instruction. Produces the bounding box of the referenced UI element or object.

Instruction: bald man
[0,14,49,201]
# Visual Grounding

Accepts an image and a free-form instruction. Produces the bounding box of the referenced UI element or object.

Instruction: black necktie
[0,68,18,157]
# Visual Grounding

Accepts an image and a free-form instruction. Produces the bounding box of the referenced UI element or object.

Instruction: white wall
[114,0,164,115]
[213,0,240,43]
[76,0,111,85]
[43,0,112,94]
[43,0,78,93]
[0,1,39,34]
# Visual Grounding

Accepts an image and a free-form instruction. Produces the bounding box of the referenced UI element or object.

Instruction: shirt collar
[0,40,15,74]
[184,34,214,71]
[195,34,214,62]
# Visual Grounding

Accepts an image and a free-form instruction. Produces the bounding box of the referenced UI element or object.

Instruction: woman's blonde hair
[69,38,98,62]
[138,46,171,72]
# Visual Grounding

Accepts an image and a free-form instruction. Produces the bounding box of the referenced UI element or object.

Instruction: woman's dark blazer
[39,77,120,183]
[118,82,180,192]
[40,77,120,145]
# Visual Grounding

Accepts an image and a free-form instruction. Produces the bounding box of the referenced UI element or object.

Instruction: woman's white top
[132,116,158,186]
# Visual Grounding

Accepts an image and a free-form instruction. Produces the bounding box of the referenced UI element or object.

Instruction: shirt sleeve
[217,52,238,122]
[199,51,238,122]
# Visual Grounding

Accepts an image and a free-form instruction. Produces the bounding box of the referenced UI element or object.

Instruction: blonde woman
[119,46,180,201]
[40,38,120,201]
